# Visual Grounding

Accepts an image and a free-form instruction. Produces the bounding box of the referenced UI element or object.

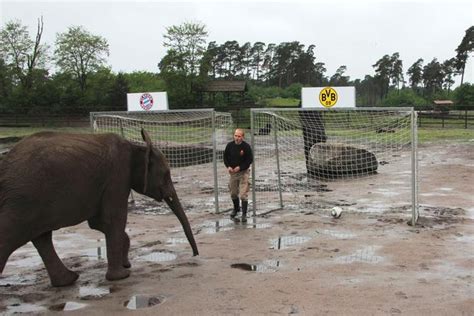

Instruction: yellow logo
[319,87,338,108]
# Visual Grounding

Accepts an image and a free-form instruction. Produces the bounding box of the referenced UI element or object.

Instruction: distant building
[198,80,248,107]
[433,100,454,112]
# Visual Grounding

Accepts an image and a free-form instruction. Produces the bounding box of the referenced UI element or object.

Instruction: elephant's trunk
[164,193,199,256]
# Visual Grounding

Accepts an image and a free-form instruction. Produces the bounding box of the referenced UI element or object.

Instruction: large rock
[308,143,378,178]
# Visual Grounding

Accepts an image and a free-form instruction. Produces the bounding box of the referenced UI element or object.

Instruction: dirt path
[1,142,473,315]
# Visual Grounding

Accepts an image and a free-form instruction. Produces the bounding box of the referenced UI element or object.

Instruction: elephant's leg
[32,231,78,287]
[103,227,130,281]
[100,195,131,281]
[88,217,131,268]
[0,217,34,275]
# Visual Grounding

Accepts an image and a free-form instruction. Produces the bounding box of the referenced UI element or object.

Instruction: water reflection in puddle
[79,285,111,300]
[5,302,46,314]
[84,246,107,260]
[231,259,281,273]
[320,229,355,239]
[198,218,271,234]
[270,235,312,249]
[6,256,42,268]
[0,274,37,286]
[124,295,163,310]
[49,302,87,311]
[166,237,188,245]
[138,251,177,262]
[336,246,384,264]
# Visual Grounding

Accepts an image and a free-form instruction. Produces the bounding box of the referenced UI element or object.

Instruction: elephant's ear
[141,129,153,193]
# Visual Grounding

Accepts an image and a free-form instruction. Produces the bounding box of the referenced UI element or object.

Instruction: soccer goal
[90,109,234,213]
[250,107,419,225]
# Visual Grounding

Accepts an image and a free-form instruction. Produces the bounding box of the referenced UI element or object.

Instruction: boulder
[307,143,378,178]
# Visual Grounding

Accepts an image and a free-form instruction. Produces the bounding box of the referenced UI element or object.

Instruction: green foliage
[453,83,474,106]
[54,25,109,91]
[123,71,166,92]
[381,89,427,108]
[265,97,299,107]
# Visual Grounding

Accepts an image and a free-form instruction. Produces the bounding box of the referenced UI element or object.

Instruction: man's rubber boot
[241,200,248,223]
[230,198,240,219]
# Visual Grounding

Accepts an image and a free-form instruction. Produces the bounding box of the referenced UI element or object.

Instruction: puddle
[198,218,235,234]
[439,187,453,191]
[84,246,107,260]
[124,295,163,310]
[336,246,384,264]
[198,218,272,234]
[138,251,177,262]
[231,259,281,273]
[270,235,312,249]
[166,237,188,246]
[320,229,356,239]
[455,234,474,243]
[0,274,37,286]
[79,285,111,300]
[372,189,401,197]
[5,303,46,314]
[49,302,88,311]
[6,256,43,268]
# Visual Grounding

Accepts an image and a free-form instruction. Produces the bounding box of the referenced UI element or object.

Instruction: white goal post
[250,107,419,225]
[90,109,234,214]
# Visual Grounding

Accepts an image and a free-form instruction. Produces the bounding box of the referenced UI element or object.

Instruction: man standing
[224,128,253,222]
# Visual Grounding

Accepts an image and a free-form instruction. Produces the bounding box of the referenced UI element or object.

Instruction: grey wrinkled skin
[0,129,198,287]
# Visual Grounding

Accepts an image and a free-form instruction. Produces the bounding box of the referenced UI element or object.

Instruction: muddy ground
[0,142,473,315]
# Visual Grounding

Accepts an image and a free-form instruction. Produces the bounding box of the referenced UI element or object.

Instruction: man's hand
[228,166,240,174]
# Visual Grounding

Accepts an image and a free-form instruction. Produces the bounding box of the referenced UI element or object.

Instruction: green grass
[0,126,92,138]
[417,128,474,143]
[1,125,472,145]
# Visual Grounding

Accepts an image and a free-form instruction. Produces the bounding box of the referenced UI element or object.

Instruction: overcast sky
[1,0,473,86]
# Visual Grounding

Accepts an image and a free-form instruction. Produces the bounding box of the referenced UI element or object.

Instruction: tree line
[0,19,473,115]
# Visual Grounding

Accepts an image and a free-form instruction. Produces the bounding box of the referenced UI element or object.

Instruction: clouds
[1,0,472,84]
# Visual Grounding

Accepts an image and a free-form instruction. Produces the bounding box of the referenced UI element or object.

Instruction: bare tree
[0,17,49,89]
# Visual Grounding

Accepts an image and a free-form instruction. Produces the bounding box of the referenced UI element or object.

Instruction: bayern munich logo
[139,93,154,111]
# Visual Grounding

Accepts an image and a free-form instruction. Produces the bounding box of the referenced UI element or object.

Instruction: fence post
[465,110,468,129]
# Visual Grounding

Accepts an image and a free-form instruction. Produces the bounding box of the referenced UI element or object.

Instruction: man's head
[233,128,245,145]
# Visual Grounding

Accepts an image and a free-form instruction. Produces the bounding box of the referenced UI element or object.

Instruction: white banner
[127,92,169,111]
[301,86,355,108]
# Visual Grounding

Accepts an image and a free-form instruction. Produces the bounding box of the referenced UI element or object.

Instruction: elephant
[0,129,198,287]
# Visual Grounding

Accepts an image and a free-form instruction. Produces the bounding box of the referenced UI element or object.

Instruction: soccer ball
[331,206,342,218]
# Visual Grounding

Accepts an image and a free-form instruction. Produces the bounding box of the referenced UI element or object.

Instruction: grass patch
[418,128,473,143]
[0,127,92,138]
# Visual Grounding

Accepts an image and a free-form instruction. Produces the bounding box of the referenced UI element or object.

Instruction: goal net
[250,107,418,224]
[90,109,234,214]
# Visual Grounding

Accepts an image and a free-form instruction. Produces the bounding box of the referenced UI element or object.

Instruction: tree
[407,58,424,90]
[390,53,404,90]
[0,17,48,90]
[163,21,208,76]
[454,26,474,85]
[54,26,109,92]
[422,58,444,95]
[373,54,392,98]
[329,65,350,86]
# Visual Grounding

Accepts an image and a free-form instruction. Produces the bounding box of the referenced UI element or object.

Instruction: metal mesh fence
[90,109,234,213]
[250,108,418,224]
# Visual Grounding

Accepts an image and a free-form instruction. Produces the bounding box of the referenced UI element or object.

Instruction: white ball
[331,207,342,218]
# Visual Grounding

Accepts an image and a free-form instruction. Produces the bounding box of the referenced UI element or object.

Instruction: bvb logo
[319,87,338,108]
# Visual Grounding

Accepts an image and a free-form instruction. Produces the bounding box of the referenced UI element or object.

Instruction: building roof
[202,80,247,92]
[433,100,454,105]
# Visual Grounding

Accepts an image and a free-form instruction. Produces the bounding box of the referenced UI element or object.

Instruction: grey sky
[1,0,473,86]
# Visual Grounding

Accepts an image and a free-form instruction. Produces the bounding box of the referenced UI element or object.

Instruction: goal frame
[250,107,419,225]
